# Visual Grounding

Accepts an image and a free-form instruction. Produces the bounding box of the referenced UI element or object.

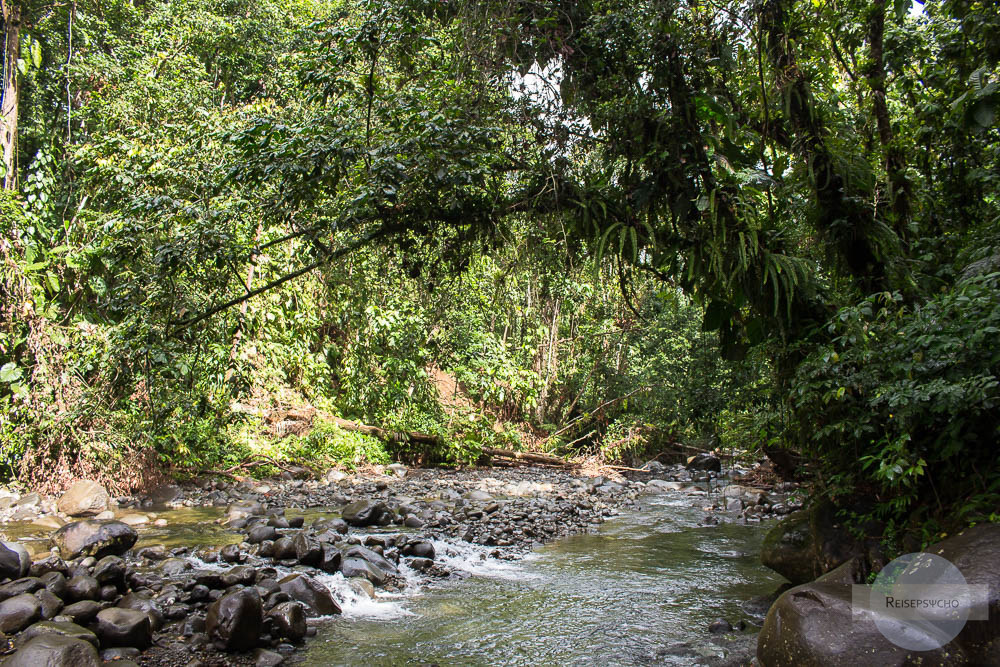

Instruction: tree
[1,0,20,189]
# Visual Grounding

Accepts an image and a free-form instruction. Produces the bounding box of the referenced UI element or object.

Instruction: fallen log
[329,417,443,445]
[482,447,569,466]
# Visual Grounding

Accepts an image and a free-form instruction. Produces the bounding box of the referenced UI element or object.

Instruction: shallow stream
[301,492,783,666]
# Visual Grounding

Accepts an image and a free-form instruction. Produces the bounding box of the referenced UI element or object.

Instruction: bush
[791,272,1000,530]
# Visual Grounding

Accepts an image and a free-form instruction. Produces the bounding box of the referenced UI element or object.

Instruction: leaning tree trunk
[1,0,20,190]
[762,0,891,295]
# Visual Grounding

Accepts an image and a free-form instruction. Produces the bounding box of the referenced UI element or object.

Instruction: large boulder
[1,634,100,667]
[50,521,137,560]
[94,608,152,649]
[928,523,1000,663]
[0,542,30,580]
[757,523,1000,666]
[341,500,388,527]
[0,593,42,633]
[56,481,110,518]
[760,500,875,585]
[206,587,262,652]
[758,576,966,666]
[278,574,341,616]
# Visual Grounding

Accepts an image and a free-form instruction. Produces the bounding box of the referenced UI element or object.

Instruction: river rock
[927,522,1000,662]
[341,558,388,586]
[319,545,343,573]
[272,537,296,560]
[0,576,43,599]
[0,541,30,580]
[117,591,164,631]
[206,587,263,652]
[51,520,137,560]
[39,572,67,599]
[757,576,965,666]
[708,618,733,634]
[19,620,99,647]
[61,600,102,624]
[341,500,388,527]
[94,607,152,649]
[93,556,125,590]
[760,500,872,585]
[644,479,682,493]
[685,453,721,472]
[32,516,66,531]
[267,601,306,642]
[402,540,435,560]
[157,558,192,576]
[293,533,322,566]
[65,575,99,602]
[35,587,63,619]
[248,525,279,544]
[277,574,340,616]
[758,524,1000,666]
[2,634,100,667]
[221,565,257,588]
[344,545,398,575]
[148,483,181,505]
[0,593,42,633]
[56,481,110,518]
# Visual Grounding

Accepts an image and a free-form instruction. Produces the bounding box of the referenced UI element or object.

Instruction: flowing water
[302,492,784,666]
[2,484,784,665]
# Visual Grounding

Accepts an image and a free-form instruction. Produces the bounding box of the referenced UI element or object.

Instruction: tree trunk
[865,0,910,232]
[762,0,890,295]
[1,0,20,190]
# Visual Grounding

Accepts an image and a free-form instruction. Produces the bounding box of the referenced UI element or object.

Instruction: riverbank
[0,458,800,666]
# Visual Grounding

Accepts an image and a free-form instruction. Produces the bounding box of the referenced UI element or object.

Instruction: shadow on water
[301,493,784,666]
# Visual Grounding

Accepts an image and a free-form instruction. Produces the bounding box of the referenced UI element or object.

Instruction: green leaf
[971,100,995,129]
[30,39,42,70]
[0,362,22,384]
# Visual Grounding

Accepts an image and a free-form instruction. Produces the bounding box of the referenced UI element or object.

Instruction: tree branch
[169,225,394,334]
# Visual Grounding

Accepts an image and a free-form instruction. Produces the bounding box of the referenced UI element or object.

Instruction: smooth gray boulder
[51,521,137,559]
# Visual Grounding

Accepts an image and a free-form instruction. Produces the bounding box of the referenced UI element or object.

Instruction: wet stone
[267,600,306,642]
[4,634,100,667]
[61,600,102,624]
[0,593,42,633]
[206,587,263,652]
[277,574,340,617]
[35,588,65,619]
[95,607,153,649]
[19,619,99,647]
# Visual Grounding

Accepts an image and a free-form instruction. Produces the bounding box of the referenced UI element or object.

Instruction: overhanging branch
[169,225,394,334]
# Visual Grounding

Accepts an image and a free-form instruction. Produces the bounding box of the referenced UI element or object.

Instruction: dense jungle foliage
[1,0,998,544]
